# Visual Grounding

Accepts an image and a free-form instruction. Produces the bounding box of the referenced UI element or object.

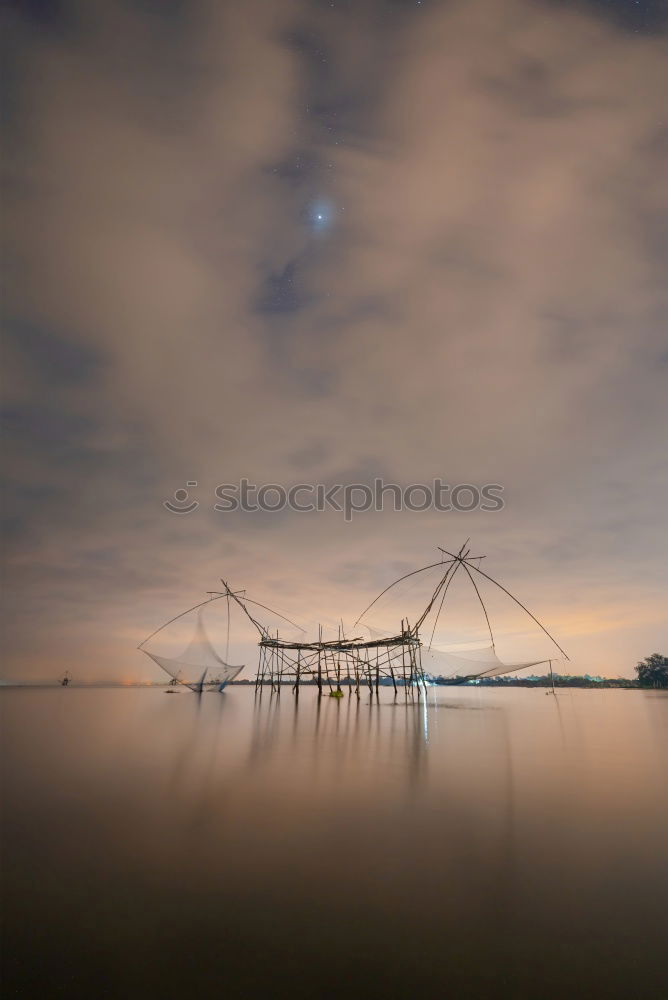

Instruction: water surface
[2,686,667,998]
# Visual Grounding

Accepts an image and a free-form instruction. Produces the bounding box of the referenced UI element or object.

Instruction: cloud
[2,0,667,679]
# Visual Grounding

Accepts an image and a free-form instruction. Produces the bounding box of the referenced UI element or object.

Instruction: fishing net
[357,554,563,680]
[362,624,547,680]
[141,608,244,689]
[421,644,548,681]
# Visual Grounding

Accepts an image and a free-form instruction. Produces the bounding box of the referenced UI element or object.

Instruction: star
[308,200,332,232]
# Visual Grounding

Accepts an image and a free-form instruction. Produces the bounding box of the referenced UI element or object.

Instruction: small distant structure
[60,671,71,687]
[139,542,568,697]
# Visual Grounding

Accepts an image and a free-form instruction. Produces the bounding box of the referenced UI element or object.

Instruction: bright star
[309,200,332,232]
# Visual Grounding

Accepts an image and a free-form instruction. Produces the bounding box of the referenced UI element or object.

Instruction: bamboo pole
[317,625,323,698]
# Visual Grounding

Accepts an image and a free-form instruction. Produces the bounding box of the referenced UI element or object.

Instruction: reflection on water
[2,687,667,999]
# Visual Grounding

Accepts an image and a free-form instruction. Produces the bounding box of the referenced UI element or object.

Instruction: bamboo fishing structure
[253,624,424,698]
[139,541,568,695]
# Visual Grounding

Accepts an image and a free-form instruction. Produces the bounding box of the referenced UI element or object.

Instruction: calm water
[2,686,667,999]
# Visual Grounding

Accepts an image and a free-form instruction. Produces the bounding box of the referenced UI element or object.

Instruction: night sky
[2,0,667,679]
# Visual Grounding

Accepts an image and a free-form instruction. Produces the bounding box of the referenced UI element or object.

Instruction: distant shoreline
[1,677,665,690]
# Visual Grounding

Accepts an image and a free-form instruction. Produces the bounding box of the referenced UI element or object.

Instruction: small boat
[60,672,71,687]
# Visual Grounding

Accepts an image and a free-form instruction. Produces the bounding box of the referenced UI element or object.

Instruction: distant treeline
[230,660,668,689]
[230,675,652,689]
[446,653,668,689]
[460,675,637,689]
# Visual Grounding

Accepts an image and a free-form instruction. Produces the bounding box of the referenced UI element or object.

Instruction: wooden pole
[389,654,398,696]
